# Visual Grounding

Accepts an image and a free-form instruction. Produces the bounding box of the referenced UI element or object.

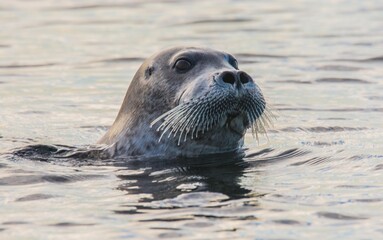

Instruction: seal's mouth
[224,110,246,136]
[150,88,271,145]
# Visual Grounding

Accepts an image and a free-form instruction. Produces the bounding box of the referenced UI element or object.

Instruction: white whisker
[150,88,272,144]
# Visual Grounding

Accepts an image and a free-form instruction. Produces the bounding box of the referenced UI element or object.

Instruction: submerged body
[98,47,270,158]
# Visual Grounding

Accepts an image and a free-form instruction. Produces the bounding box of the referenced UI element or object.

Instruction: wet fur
[98,47,271,158]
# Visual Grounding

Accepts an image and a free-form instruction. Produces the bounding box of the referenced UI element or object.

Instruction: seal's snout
[217,70,252,89]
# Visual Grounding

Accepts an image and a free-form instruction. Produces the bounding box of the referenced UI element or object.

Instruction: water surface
[1,0,383,239]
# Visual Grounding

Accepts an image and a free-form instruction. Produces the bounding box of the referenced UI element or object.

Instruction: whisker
[150,88,272,144]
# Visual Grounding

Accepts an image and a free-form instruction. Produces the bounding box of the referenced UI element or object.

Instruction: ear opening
[145,66,154,79]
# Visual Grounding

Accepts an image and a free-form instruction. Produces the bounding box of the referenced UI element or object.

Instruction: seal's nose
[219,70,252,87]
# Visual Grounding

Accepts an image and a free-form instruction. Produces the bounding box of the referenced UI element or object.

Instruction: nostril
[239,72,250,84]
[222,72,236,85]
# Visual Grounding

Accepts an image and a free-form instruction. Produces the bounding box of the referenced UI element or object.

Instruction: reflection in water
[11,145,251,200]
[115,153,251,202]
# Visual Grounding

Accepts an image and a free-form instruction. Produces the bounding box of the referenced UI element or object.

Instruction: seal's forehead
[152,47,230,62]
[146,47,238,68]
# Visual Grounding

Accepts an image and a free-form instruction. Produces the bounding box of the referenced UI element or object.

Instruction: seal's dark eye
[228,56,238,69]
[175,59,192,72]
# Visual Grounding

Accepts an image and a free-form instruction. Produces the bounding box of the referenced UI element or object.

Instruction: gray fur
[98,47,270,158]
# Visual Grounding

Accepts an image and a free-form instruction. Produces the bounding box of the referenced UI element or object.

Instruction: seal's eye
[175,59,192,72]
[228,56,238,69]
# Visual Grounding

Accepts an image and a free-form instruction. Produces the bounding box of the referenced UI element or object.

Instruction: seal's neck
[100,113,244,158]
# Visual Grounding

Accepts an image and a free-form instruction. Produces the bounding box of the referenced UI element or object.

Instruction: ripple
[29,20,122,27]
[352,198,383,203]
[272,79,312,84]
[309,33,365,38]
[235,53,287,59]
[50,222,95,227]
[273,219,302,225]
[300,141,345,147]
[0,63,58,69]
[0,174,103,186]
[16,193,57,202]
[47,3,140,11]
[363,56,383,62]
[245,148,274,158]
[11,144,111,162]
[12,144,69,160]
[147,192,229,209]
[2,221,29,225]
[367,96,383,101]
[316,65,364,71]
[183,222,214,228]
[18,111,49,115]
[114,209,141,215]
[336,56,383,62]
[246,148,309,164]
[353,42,374,46]
[174,18,252,26]
[336,185,379,189]
[316,78,371,84]
[1,137,38,145]
[79,125,109,130]
[277,107,383,112]
[0,175,41,185]
[276,126,367,133]
[290,156,331,166]
[240,27,300,33]
[89,57,145,64]
[317,211,368,220]
[140,217,194,222]
[158,232,183,238]
[194,213,257,220]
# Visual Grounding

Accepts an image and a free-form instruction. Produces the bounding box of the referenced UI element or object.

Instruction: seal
[98,47,271,158]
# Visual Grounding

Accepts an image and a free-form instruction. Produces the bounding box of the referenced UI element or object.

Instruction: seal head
[98,47,270,158]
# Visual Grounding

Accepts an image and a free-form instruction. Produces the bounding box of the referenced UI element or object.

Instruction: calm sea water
[1,0,383,239]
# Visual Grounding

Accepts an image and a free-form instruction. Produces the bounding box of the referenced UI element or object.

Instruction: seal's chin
[222,111,249,137]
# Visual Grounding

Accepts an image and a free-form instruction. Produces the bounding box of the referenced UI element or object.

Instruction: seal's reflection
[114,151,251,202]
[10,144,255,204]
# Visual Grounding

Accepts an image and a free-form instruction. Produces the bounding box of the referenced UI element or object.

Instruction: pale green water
[1,0,383,239]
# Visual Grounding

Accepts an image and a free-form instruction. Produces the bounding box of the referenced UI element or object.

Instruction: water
[1,0,383,239]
